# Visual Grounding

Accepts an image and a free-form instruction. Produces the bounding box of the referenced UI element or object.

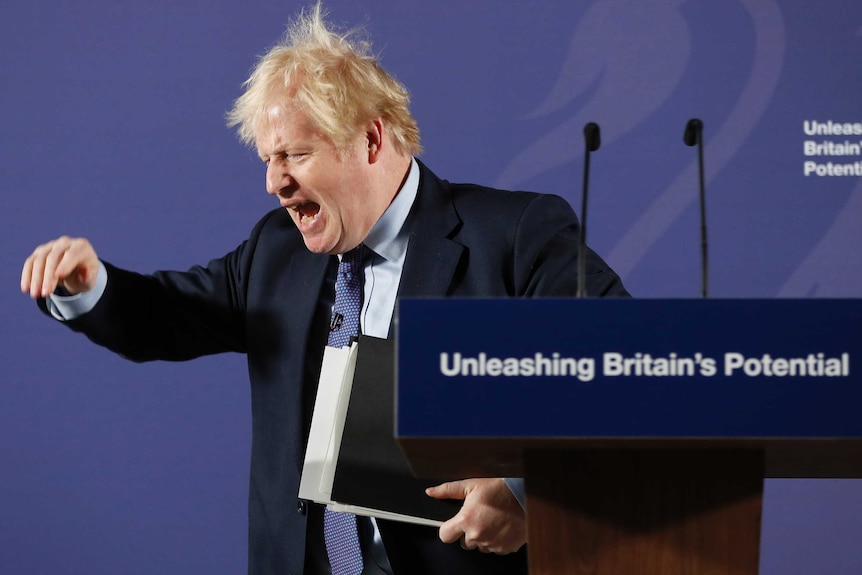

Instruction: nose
[266,160,293,196]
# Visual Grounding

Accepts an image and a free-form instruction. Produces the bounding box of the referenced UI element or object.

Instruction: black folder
[300,336,460,524]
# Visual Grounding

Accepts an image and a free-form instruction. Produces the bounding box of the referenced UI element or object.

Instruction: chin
[301,237,336,255]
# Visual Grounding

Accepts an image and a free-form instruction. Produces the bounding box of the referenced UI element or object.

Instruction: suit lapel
[274,243,334,475]
[398,161,464,299]
[268,234,333,352]
[282,250,333,317]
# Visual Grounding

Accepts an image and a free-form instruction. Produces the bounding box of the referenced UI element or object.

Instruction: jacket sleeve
[36,211,278,362]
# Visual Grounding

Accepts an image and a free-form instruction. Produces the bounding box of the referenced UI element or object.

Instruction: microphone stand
[685,118,708,298]
[577,122,601,298]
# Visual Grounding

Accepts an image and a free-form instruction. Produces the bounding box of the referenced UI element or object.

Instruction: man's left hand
[425,478,526,554]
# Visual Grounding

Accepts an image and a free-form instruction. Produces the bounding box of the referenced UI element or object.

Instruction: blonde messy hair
[226,3,421,156]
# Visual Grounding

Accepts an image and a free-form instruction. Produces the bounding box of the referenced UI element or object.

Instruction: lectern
[396,299,862,575]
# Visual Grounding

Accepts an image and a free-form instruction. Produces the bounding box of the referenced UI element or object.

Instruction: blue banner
[397,299,861,438]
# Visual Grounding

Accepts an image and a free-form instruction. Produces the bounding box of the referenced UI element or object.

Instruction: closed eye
[259,151,311,167]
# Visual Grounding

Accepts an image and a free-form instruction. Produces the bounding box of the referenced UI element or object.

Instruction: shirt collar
[362,157,419,263]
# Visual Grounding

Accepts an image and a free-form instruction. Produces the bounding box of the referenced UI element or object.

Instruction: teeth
[294,202,320,224]
[298,206,316,224]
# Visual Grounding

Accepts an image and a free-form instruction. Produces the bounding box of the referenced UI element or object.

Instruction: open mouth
[294,202,320,224]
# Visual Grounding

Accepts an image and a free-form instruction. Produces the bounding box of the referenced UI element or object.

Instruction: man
[21,4,628,574]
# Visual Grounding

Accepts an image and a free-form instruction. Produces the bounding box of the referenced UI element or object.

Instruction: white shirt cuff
[46,260,108,320]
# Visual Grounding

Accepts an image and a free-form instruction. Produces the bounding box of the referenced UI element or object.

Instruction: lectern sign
[396,299,861,439]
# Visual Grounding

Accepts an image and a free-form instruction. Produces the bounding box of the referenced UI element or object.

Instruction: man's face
[255,105,380,255]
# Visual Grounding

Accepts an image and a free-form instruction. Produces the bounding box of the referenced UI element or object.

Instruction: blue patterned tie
[323,244,369,574]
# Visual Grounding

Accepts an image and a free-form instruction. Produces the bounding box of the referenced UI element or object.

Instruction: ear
[365,118,384,164]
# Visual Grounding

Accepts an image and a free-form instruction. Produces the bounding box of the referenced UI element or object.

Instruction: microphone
[683,118,702,147]
[584,121,601,152]
[577,122,601,298]
[683,118,708,298]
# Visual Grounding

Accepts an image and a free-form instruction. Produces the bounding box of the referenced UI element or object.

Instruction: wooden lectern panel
[525,450,764,575]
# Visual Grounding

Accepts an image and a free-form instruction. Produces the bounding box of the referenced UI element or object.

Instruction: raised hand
[21,236,100,298]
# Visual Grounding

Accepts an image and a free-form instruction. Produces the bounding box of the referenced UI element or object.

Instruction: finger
[22,240,56,296]
[460,535,478,551]
[426,480,468,500]
[438,516,464,545]
[27,247,52,299]
[41,240,71,298]
[21,252,36,294]
[55,240,91,286]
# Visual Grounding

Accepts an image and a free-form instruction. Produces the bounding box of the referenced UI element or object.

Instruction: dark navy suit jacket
[47,161,627,575]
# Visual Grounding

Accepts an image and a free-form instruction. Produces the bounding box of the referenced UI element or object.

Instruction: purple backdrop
[2,1,861,573]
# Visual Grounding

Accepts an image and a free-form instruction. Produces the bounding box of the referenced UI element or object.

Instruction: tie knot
[341,244,371,274]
